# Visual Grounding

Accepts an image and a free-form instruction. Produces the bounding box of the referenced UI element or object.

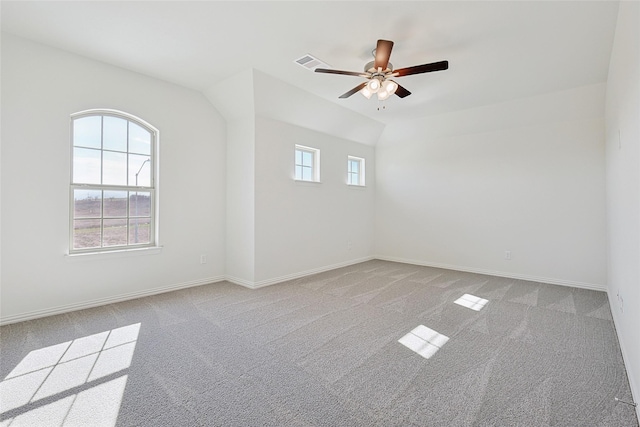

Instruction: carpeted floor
[1,260,638,426]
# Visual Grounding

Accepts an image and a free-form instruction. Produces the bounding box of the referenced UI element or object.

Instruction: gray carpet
[1,260,638,426]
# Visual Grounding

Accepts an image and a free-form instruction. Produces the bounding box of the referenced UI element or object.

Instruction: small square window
[347,156,365,186]
[294,145,320,182]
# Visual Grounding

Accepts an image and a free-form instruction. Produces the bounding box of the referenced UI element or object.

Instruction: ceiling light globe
[367,79,380,93]
[384,80,398,95]
[360,86,373,99]
[377,89,390,101]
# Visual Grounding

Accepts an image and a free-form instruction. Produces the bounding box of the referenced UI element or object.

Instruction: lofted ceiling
[1,1,620,124]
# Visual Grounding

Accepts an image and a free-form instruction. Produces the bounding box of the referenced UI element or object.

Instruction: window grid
[347,156,365,186]
[70,111,156,254]
[295,145,320,182]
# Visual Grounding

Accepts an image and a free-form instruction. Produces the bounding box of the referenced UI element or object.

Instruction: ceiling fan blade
[339,82,367,99]
[394,83,411,98]
[315,68,369,77]
[393,60,449,77]
[374,39,394,71]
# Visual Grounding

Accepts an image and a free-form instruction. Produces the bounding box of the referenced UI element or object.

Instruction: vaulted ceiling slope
[1,1,620,124]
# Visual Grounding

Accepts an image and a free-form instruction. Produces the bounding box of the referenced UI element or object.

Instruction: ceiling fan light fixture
[366,78,381,93]
[315,39,448,101]
[377,89,391,101]
[360,86,373,99]
[383,80,398,95]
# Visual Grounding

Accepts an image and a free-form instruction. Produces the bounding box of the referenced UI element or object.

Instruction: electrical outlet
[200,254,207,264]
[504,251,512,260]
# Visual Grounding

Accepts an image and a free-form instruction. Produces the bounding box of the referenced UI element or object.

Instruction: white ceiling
[1,1,620,124]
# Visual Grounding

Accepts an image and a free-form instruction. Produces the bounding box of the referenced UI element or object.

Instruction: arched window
[70,110,157,253]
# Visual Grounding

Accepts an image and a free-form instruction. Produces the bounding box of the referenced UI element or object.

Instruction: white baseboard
[1,256,607,326]
[0,257,375,325]
[227,256,375,289]
[607,289,640,419]
[0,276,225,326]
[375,255,607,292]
[224,275,255,289]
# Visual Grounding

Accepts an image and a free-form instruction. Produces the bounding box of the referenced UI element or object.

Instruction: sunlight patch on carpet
[0,323,140,427]
[454,294,489,311]
[398,325,449,359]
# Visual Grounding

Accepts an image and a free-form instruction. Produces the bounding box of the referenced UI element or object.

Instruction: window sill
[65,246,163,261]
[294,179,322,184]
[347,184,366,188]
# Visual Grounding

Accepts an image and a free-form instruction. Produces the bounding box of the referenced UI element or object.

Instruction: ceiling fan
[315,39,448,100]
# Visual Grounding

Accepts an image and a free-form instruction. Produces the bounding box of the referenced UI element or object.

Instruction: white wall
[605,0,640,409]
[254,117,375,284]
[253,70,384,147]
[225,117,256,284]
[251,71,377,284]
[376,84,607,288]
[206,69,377,286]
[204,70,256,285]
[0,34,227,322]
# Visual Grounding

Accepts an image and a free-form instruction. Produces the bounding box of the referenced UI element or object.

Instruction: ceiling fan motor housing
[365,60,393,75]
